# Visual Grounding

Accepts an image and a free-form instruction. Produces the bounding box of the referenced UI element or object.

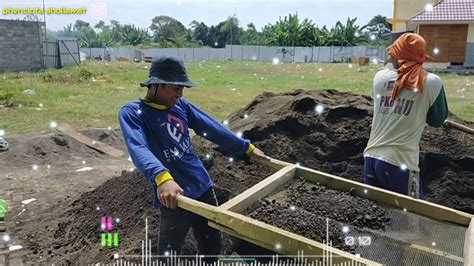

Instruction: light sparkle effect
[243,114,249,119]
[364,189,368,194]
[114,253,119,259]
[315,104,325,115]
[165,251,170,256]
[108,126,112,131]
[318,68,323,72]
[92,141,96,145]
[203,132,207,137]
[0,129,4,136]
[32,164,39,171]
[137,109,142,115]
[425,3,434,11]
[342,225,350,234]
[129,167,134,172]
[400,164,407,171]
[354,32,360,37]
[96,206,100,211]
[272,58,280,65]
[223,120,229,126]
[433,48,439,54]
[205,154,211,159]
[376,94,381,99]
[115,218,120,223]
[275,243,282,250]
[2,234,10,242]
[432,242,436,246]
[49,121,58,129]
[39,103,43,108]
[82,160,86,165]
[370,35,376,41]
[372,58,379,64]
[348,64,353,68]
[289,205,296,211]
[403,208,407,212]
[228,157,234,162]
[236,131,243,138]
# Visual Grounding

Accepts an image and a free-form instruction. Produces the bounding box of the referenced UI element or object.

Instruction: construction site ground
[0,89,472,264]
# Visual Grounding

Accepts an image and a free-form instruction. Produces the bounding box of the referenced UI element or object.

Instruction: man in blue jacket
[119,56,268,263]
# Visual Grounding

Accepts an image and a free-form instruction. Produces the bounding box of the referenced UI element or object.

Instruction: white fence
[80,45,387,63]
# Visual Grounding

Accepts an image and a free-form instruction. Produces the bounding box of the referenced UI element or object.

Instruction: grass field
[0,60,472,134]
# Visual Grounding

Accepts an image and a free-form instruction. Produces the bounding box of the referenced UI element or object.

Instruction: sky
[1,0,393,31]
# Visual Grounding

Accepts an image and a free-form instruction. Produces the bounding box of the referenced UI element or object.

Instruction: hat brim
[140,77,197,88]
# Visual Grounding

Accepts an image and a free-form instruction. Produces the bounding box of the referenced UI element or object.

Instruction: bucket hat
[140,56,197,88]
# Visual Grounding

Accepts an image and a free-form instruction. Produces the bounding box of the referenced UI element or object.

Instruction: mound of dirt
[17,89,473,264]
[0,129,125,168]
[202,89,473,214]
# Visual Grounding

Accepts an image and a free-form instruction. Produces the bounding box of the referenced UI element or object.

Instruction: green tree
[189,20,209,46]
[149,15,188,46]
[322,17,365,46]
[241,23,263,45]
[263,13,316,46]
[220,16,242,45]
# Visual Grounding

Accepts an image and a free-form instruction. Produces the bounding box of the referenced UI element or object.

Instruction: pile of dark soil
[249,178,390,253]
[19,89,473,264]
[202,89,473,214]
[1,128,126,168]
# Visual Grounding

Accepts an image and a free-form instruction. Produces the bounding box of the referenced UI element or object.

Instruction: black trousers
[158,187,221,264]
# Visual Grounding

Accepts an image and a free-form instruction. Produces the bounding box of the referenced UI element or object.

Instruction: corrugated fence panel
[58,38,80,67]
[294,47,313,62]
[78,45,387,64]
[241,45,260,61]
[209,48,225,60]
[193,47,210,61]
[177,48,194,62]
[43,41,60,69]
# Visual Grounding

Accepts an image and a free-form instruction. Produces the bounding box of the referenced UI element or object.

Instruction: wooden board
[57,123,124,158]
[179,157,473,265]
[179,196,380,265]
[220,165,296,212]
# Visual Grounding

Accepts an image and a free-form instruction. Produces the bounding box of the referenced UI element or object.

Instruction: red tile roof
[409,0,474,22]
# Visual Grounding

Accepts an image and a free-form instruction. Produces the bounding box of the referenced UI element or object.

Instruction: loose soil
[248,178,390,253]
[1,89,472,264]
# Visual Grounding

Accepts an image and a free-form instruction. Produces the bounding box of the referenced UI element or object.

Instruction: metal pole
[42,0,47,42]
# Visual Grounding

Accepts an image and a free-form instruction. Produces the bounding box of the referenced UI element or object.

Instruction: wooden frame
[178,157,473,265]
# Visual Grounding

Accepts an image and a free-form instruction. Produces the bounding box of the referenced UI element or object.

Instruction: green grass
[0,60,472,134]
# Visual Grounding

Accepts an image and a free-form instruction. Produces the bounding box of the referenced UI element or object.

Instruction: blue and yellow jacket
[119,97,254,208]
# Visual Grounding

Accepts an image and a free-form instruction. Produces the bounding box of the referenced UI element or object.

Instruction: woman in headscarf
[363,33,448,198]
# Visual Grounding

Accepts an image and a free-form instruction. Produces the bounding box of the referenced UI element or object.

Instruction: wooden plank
[57,123,124,157]
[251,156,290,170]
[214,209,380,265]
[445,119,474,134]
[219,165,296,212]
[178,196,379,265]
[465,219,474,266]
[295,166,472,226]
[409,244,463,263]
[177,195,218,221]
[209,221,372,266]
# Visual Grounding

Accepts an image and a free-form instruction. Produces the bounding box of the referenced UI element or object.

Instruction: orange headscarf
[386,33,433,99]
